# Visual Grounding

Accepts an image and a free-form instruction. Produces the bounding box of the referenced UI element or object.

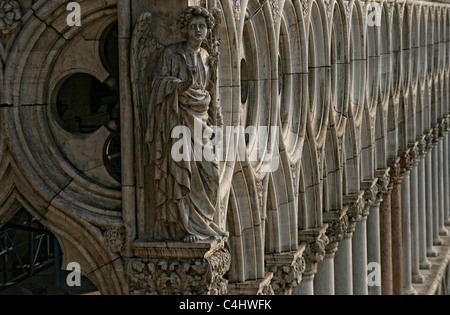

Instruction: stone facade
[0,0,449,295]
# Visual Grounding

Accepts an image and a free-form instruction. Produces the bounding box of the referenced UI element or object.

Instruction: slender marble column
[389,157,404,296]
[379,179,394,295]
[409,144,426,283]
[425,132,438,257]
[334,232,353,295]
[296,227,328,295]
[343,193,365,296]
[400,158,416,295]
[367,169,389,295]
[352,215,368,295]
[317,210,349,295]
[444,132,450,226]
[438,132,448,236]
[417,137,432,270]
[432,138,444,246]
[314,253,335,295]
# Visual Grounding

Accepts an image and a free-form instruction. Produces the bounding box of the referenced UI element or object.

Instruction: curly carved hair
[178,6,216,31]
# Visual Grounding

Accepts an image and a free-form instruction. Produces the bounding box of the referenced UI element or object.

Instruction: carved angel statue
[131,6,227,243]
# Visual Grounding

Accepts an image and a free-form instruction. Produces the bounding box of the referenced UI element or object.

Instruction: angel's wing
[130,12,164,189]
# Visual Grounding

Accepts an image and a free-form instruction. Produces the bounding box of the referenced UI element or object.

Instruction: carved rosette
[128,243,230,295]
[0,0,21,36]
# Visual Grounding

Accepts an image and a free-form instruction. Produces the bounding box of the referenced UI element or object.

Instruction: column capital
[128,239,230,295]
[343,191,366,232]
[424,129,435,151]
[416,135,427,157]
[299,225,329,276]
[361,178,379,213]
[398,148,412,173]
[265,245,306,295]
[408,142,421,167]
[324,207,349,254]
[388,157,403,186]
[375,168,391,203]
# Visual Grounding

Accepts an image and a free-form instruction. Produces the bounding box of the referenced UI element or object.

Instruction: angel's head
[178,6,215,40]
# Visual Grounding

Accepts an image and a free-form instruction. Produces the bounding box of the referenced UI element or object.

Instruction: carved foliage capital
[266,254,306,295]
[303,234,329,274]
[128,245,230,295]
[388,158,402,186]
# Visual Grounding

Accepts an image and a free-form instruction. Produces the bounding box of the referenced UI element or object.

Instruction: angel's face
[187,16,208,43]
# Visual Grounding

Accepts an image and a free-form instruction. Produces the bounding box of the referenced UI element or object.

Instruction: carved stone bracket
[323,208,349,255]
[265,245,306,295]
[298,224,329,276]
[128,239,230,295]
[343,191,366,232]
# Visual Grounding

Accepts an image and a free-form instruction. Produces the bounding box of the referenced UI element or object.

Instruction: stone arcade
[0,0,449,295]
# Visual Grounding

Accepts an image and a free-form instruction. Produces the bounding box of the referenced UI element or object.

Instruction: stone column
[409,142,426,283]
[399,149,416,295]
[367,169,390,295]
[444,124,450,226]
[316,208,349,295]
[388,157,404,296]
[445,120,450,226]
[432,127,444,246]
[295,226,329,295]
[416,136,432,270]
[265,245,306,295]
[425,131,438,257]
[354,179,378,295]
[437,121,448,237]
[379,165,394,295]
[335,192,365,295]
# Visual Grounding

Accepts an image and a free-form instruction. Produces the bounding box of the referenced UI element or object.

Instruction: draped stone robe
[145,42,227,241]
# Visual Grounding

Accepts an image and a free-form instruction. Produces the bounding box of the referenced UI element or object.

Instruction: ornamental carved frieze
[0,0,21,36]
[128,245,230,295]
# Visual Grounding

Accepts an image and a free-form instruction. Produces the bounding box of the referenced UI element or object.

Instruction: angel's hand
[178,66,197,93]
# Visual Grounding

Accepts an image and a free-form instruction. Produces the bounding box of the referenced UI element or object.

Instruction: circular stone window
[55,73,119,134]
